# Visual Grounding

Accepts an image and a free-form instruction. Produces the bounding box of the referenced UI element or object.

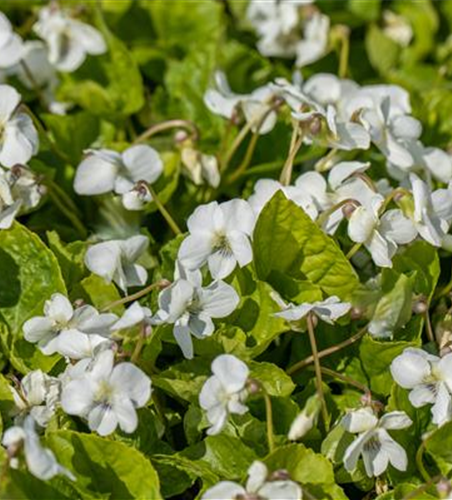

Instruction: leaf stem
[416,440,432,483]
[279,127,304,186]
[22,104,72,165]
[287,325,367,375]
[263,390,275,454]
[338,26,350,79]
[47,189,88,239]
[424,310,435,344]
[102,279,170,312]
[306,313,328,426]
[318,366,371,398]
[133,119,199,144]
[131,325,147,364]
[148,185,182,236]
[221,119,253,173]
[346,242,361,260]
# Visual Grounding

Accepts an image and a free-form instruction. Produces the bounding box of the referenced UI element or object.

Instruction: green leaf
[249,361,295,397]
[368,270,414,339]
[253,192,360,301]
[47,430,163,499]
[365,24,401,74]
[0,223,65,373]
[359,333,421,395]
[42,112,100,165]
[392,242,440,300]
[425,420,452,475]
[47,232,88,294]
[265,443,334,485]
[181,434,257,480]
[348,0,381,21]
[152,358,210,404]
[72,274,123,315]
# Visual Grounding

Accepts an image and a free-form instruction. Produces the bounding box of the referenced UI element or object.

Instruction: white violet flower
[178,199,255,279]
[74,145,163,211]
[84,234,149,292]
[2,416,74,481]
[61,349,151,436]
[23,293,118,359]
[391,348,452,426]
[202,460,302,500]
[275,296,351,325]
[199,354,249,435]
[153,263,239,359]
[0,85,39,167]
[342,407,412,477]
[33,5,107,72]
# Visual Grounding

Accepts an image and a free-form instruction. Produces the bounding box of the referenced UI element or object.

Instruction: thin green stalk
[47,190,87,239]
[148,185,182,236]
[263,390,275,454]
[226,131,260,184]
[44,178,82,217]
[339,27,350,79]
[416,440,432,483]
[134,119,199,144]
[424,310,435,344]
[22,104,72,165]
[131,326,146,364]
[346,242,361,260]
[319,366,371,398]
[280,129,304,186]
[306,313,328,426]
[287,325,367,375]
[221,120,253,173]
[102,280,169,311]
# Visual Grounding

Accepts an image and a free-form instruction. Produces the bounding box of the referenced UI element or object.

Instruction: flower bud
[350,306,364,320]
[158,278,172,289]
[269,469,291,481]
[342,202,357,219]
[174,130,189,145]
[308,116,322,136]
[437,478,452,499]
[412,296,428,315]
[246,378,261,395]
[73,298,85,309]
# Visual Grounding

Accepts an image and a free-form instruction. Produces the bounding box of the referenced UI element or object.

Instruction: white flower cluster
[247,0,329,68]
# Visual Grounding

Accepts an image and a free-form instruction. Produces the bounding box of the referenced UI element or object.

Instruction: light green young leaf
[47,430,163,499]
[253,192,360,301]
[248,361,295,397]
[0,223,65,373]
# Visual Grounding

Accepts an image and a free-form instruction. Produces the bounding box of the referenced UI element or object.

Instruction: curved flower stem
[131,325,147,364]
[133,119,199,144]
[226,131,260,184]
[148,185,182,236]
[287,325,368,375]
[316,198,359,228]
[416,440,432,483]
[220,120,254,173]
[44,178,82,217]
[102,279,170,312]
[346,242,361,260]
[226,102,283,184]
[306,313,328,427]
[338,26,350,79]
[262,390,275,454]
[318,366,371,398]
[279,128,304,186]
[424,310,435,344]
[47,189,88,239]
[402,475,441,500]
[315,148,338,172]
[22,104,72,165]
